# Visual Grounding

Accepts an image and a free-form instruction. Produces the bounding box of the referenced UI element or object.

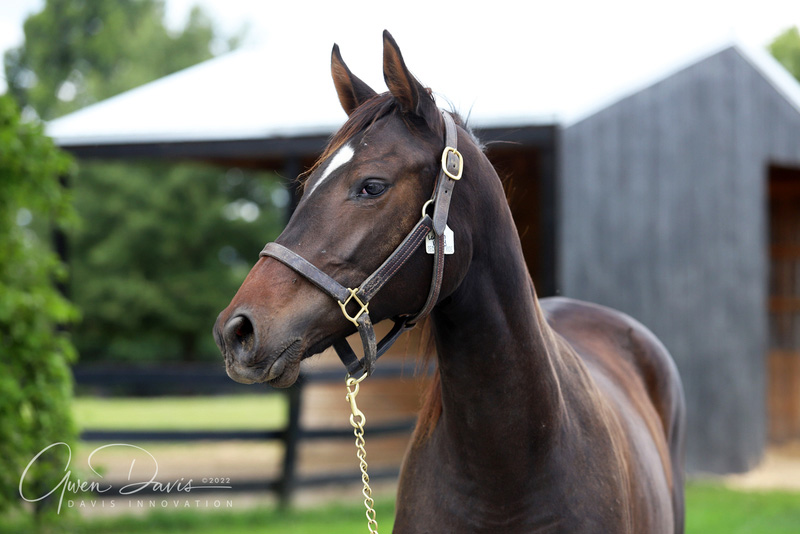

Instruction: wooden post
[278,378,303,507]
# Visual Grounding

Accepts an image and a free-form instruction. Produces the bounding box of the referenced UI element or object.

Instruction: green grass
[0,499,396,534]
[3,482,798,534]
[73,394,287,431]
[686,482,800,533]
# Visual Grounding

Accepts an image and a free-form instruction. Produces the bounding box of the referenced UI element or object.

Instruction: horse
[214,30,686,533]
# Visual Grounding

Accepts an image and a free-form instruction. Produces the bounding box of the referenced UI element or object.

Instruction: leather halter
[260,111,462,378]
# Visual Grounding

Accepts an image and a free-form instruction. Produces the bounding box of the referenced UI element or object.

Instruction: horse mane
[411,318,442,444]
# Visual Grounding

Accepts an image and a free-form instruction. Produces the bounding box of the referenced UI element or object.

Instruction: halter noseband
[260,111,462,378]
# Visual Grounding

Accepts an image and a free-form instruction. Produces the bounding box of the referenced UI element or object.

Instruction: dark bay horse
[214,31,685,533]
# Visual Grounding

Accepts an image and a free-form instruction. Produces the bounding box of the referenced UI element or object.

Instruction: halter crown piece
[260,111,462,378]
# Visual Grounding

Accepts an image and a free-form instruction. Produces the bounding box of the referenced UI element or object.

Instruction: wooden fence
[73,362,426,505]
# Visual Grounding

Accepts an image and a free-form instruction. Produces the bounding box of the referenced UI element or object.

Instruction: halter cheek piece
[260,111,462,378]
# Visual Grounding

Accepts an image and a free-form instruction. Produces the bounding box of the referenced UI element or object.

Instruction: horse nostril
[224,314,255,358]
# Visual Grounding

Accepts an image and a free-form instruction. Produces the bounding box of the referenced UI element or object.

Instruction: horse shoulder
[540,296,683,438]
[540,296,684,533]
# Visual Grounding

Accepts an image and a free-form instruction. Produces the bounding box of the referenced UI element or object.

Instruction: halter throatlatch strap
[259,111,462,378]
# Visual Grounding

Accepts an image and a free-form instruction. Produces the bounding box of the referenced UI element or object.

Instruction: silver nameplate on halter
[426,225,455,255]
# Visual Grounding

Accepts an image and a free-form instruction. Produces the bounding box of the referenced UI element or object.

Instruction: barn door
[768,165,800,442]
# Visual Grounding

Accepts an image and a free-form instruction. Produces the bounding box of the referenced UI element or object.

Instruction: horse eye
[359,181,387,198]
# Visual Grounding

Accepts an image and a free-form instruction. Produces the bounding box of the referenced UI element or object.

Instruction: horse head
[214,31,478,387]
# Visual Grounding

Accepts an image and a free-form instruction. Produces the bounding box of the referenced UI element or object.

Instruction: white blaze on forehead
[307,143,355,197]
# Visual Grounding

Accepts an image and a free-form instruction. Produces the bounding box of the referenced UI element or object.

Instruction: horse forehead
[306,121,432,197]
[306,142,356,197]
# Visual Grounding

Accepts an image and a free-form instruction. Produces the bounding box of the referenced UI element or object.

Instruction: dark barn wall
[558,47,800,473]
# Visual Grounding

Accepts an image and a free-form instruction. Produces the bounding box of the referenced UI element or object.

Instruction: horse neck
[428,144,565,467]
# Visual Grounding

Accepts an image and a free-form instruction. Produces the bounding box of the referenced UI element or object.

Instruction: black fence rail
[73,363,423,505]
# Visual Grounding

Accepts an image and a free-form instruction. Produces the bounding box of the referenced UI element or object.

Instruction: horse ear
[331,44,378,116]
[382,30,439,127]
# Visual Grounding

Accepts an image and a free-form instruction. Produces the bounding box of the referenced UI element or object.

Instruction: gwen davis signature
[19,442,232,514]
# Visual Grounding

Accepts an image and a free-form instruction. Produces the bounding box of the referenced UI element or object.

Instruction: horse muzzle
[213,310,304,387]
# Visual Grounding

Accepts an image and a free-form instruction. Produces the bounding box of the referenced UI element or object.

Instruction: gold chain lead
[345,374,379,534]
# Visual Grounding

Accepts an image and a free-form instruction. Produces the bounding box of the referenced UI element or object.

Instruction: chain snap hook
[345,374,366,426]
[344,373,379,534]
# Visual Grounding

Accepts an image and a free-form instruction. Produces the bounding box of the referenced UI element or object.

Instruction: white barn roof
[46,36,800,147]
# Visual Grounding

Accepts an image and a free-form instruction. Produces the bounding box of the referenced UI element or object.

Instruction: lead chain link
[345,375,379,534]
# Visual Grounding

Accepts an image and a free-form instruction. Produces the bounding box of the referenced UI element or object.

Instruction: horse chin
[265,346,303,388]
[225,339,304,388]
[225,362,268,385]
[266,334,345,387]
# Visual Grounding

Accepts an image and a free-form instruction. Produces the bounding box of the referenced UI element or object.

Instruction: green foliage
[3,0,230,121]
[770,26,800,82]
[70,162,286,362]
[4,0,267,363]
[0,94,79,523]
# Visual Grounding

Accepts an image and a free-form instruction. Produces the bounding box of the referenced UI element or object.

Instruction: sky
[1,0,799,100]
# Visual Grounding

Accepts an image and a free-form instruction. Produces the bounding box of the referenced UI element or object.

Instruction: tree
[3,0,229,121]
[0,93,78,523]
[3,0,276,364]
[770,26,800,82]
[71,162,286,362]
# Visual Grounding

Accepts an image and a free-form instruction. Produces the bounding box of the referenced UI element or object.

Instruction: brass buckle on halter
[339,288,369,327]
[441,146,463,180]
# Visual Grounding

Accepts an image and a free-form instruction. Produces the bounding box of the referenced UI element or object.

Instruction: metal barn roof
[45,36,800,148]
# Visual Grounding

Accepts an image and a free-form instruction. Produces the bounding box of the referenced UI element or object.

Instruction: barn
[48,39,800,474]
[560,43,800,473]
